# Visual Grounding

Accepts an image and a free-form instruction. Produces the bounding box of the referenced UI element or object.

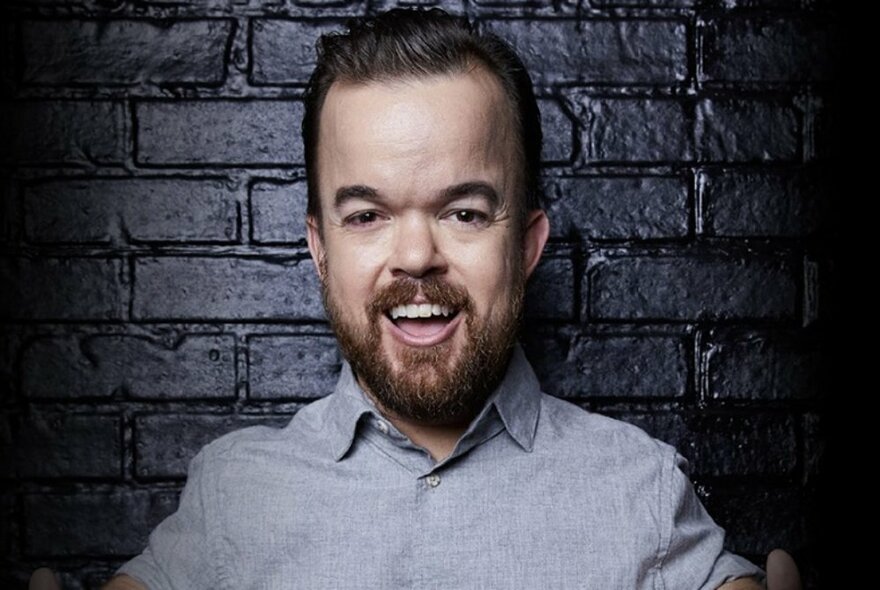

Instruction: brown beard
[319,257,525,426]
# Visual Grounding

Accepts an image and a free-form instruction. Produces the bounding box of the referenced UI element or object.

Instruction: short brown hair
[302,8,542,228]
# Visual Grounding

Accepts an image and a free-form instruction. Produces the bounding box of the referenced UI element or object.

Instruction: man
[32,8,801,590]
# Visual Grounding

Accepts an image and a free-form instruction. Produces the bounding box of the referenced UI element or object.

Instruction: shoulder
[196,394,337,465]
[538,392,666,445]
[536,392,678,468]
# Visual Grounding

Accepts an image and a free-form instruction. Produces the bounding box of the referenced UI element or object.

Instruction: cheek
[324,245,386,315]
[328,269,371,310]
[459,244,519,313]
[328,232,390,273]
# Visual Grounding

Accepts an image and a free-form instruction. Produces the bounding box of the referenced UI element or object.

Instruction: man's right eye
[345,211,380,226]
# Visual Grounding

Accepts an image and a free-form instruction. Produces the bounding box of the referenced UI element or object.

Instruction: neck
[383,412,467,463]
[356,378,471,462]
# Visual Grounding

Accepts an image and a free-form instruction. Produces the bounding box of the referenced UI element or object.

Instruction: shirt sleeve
[115,448,216,590]
[657,448,767,590]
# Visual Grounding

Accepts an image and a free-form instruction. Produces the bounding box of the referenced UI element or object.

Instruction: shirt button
[376,420,389,434]
[425,474,441,488]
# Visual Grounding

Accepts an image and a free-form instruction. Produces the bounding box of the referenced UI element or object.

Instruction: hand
[767,548,802,590]
[29,568,61,590]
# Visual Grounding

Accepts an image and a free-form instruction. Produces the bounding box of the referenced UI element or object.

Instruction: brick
[21,20,233,86]
[616,412,799,478]
[704,329,823,401]
[372,0,464,16]
[24,178,240,244]
[587,253,798,322]
[701,486,808,555]
[483,20,686,84]
[525,331,688,399]
[136,100,303,166]
[471,0,559,6]
[566,333,686,399]
[288,0,372,9]
[592,0,694,4]
[0,101,125,166]
[250,20,342,85]
[135,414,290,478]
[15,414,121,478]
[587,98,691,163]
[690,413,797,476]
[248,334,340,400]
[250,179,307,244]
[520,326,566,386]
[524,251,575,320]
[0,257,126,320]
[542,175,687,240]
[132,256,324,320]
[702,15,838,83]
[696,98,799,162]
[22,491,178,557]
[699,166,832,237]
[613,412,691,453]
[539,99,574,164]
[698,0,799,5]
[21,333,236,400]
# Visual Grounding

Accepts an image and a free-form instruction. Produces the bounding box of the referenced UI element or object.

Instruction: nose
[389,214,447,279]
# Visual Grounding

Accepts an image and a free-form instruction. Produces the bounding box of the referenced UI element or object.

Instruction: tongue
[395,317,451,337]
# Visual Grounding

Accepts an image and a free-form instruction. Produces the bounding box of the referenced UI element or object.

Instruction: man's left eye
[449,210,488,224]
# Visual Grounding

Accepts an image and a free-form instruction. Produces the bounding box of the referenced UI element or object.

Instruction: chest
[209,449,663,589]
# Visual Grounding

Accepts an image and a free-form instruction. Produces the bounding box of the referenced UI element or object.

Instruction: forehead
[315,67,520,206]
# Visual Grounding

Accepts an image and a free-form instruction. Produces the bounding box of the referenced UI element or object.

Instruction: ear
[306,214,326,280]
[521,209,550,281]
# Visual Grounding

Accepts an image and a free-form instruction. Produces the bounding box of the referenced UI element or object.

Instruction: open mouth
[384,302,461,342]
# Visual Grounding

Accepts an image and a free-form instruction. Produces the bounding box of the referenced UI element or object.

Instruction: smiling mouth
[385,303,461,340]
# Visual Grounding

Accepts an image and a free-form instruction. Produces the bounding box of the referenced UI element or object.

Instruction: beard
[319,257,525,426]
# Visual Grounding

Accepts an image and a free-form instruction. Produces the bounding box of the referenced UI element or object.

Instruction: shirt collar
[487,344,542,453]
[325,343,542,462]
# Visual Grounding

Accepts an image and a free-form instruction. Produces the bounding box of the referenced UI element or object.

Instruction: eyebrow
[441,182,500,208]
[333,185,381,210]
[333,181,501,211]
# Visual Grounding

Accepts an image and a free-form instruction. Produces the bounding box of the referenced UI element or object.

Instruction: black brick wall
[1,1,837,588]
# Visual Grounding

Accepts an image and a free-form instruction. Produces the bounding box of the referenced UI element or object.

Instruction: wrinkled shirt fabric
[118,345,766,589]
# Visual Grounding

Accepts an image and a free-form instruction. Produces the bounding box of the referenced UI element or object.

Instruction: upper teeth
[389,303,454,319]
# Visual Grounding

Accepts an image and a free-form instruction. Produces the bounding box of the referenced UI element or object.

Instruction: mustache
[367,277,473,318]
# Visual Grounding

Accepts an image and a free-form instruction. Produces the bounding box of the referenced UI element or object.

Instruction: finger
[29,567,62,590]
[766,548,802,590]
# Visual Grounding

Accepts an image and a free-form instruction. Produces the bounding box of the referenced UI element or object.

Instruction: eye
[448,209,489,226]
[344,211,381,226]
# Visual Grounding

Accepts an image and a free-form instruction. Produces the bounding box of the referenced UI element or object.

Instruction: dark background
[0,0,839,588]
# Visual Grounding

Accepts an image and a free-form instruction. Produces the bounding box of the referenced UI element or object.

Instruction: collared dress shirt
[118,345,767,589]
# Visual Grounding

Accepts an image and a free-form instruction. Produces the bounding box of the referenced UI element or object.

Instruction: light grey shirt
[118,345,766,589]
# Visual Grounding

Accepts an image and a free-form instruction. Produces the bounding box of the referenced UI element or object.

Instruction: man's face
[307,67,548,426]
